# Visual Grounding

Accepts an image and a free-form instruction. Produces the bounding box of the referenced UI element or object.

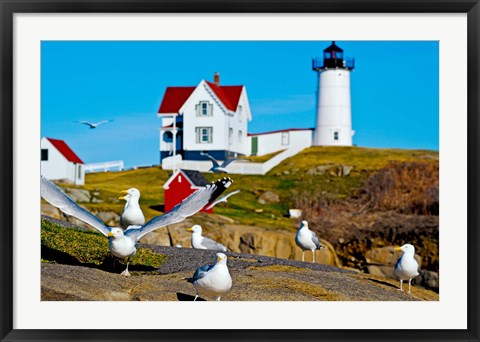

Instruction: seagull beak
[395,246,402,251]
[118,196,126,200]
[107,232,114,237]
[187,227,193,232]
[120,190,128,194]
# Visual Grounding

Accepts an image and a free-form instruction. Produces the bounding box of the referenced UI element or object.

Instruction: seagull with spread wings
[200,152,240,173]
[40,175,232,276]
[75,119,113,129]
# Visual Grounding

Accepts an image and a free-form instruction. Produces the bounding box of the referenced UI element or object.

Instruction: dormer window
[196,101,213,117]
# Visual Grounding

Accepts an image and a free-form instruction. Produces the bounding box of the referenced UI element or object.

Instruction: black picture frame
[1,1,479,341]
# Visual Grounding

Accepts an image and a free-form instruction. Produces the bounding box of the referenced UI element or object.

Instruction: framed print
[1,0,479,341]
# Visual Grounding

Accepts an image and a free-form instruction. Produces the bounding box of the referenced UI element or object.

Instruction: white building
[158,72,252,162]
[312,41,355,146]
[41,137,85,185]
[157,72,313,163]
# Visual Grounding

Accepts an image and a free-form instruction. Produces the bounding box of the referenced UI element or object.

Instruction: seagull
[40,175,232,276]
[187,225,227,251]
[295,220,325,262]
[394,244,420,293]
[75,119,113,129]
[200,152,240,173]
[188,253,232,301]
[119,188,145,229]
[204,189,240,210]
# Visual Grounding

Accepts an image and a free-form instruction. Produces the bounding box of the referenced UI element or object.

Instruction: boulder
[64,188,91,203]
[257,191,280,204]
[96,211,120,226]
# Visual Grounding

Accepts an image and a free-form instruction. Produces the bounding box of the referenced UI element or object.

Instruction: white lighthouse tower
[312,41,355,146]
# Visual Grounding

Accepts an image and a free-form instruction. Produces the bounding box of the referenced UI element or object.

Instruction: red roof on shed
[46,138,84,164]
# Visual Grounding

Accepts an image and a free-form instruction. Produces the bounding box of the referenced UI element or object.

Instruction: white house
[158,72,252,162]
[41,137,85,185]
[157,73,314,164]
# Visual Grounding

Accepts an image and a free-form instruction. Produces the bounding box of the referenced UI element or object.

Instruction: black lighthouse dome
[312,41,355,70]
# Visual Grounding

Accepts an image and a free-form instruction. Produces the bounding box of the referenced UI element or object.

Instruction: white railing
[161,142,310,175]
[84,160,125,173]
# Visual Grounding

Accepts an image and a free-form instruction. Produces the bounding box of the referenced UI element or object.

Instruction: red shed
[163,169,213,213]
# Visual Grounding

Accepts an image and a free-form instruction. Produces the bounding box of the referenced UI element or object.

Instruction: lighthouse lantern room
[312,41,355,146]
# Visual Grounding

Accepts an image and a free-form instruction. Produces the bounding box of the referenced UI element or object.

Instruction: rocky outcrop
[41,244,439,302]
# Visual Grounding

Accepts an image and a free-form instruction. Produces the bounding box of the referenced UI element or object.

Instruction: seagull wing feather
[221,158,240,168]
[40,176,110,237]
[125,177,232,241]
[311,231,322,249]
[201,153,220,168]
[200,237,227,251]
[204,189,240,210]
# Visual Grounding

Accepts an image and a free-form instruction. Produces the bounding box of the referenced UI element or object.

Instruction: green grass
[41,219,167,268]
[54,146,438,231]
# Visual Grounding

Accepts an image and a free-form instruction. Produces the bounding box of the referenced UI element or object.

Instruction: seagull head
[187,225,202,234]
[396,244,415,255]
[119,188,140,201]
[215,252,228,265]
[300,220,309,229]
[107,227,124,239]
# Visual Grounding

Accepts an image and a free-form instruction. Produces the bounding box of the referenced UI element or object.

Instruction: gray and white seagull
[187,225,227,251]
[295,220,325,263]
[200,152,240,173]
[41,175,232,276]
[75,119,113,129]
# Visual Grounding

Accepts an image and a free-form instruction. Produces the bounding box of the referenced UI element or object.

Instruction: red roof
[46,138,84,164]
[158,87,196,114]
[205,81,243,112]
[158,81,244,114]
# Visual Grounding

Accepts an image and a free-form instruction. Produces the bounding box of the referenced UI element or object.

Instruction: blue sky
[41,41,439,168]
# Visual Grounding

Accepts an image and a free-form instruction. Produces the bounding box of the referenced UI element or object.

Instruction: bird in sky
[187,225,227,251]
[188,252,232,301]
[295,220,325,262]
[394,244,420,294]
[40,175,232,276]
[75,119,113,129]
[119,188,145,229]
[204,189,241,210]
[200,152,240,173]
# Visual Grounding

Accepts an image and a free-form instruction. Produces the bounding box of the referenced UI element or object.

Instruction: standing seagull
[295,220,324,262]
[75,119,113,129]
[187,225,227,251]
[200,152,240,173]
[205,189,240,210]
[394,244,419,294]
[41,175,232,276]
[119,188,145,229]
[188,253,232,301]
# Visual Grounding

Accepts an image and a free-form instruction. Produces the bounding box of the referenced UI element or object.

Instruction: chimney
[213,72,220,85]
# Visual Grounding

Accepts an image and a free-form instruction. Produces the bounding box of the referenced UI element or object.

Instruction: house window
[195,127,213,143]
[238,106,242,122]
[41,149,48,161]
[229,128,233,145]
[238,130,242,142]
[196,101,212,117]
[281,132,289,145]
[77,165,82,179]
[334,131,339,141]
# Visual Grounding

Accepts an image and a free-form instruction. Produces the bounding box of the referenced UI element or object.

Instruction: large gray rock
[64,188,91,203]
[257,191,280,204]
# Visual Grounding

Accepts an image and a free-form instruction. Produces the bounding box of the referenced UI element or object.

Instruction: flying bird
[188,252,232,301]
[204,189,241,210]
[295,220,325,263]
[200,152,240,173]
[187,225,227,251]
[119,188,145,229]
[75,119,113,129]
[394,244,420,294]
[41,175,232,276]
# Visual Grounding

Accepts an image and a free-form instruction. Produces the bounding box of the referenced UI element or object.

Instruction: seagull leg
[302,251,305,262]
[312,250,316,263]
[120,259,131,277]
[398,279,403,291]
[408,279,412,294]
[194,295,198,301]
[216,297,221,301]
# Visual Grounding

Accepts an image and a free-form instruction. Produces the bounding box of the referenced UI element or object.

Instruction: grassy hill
[79,146,438,231]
